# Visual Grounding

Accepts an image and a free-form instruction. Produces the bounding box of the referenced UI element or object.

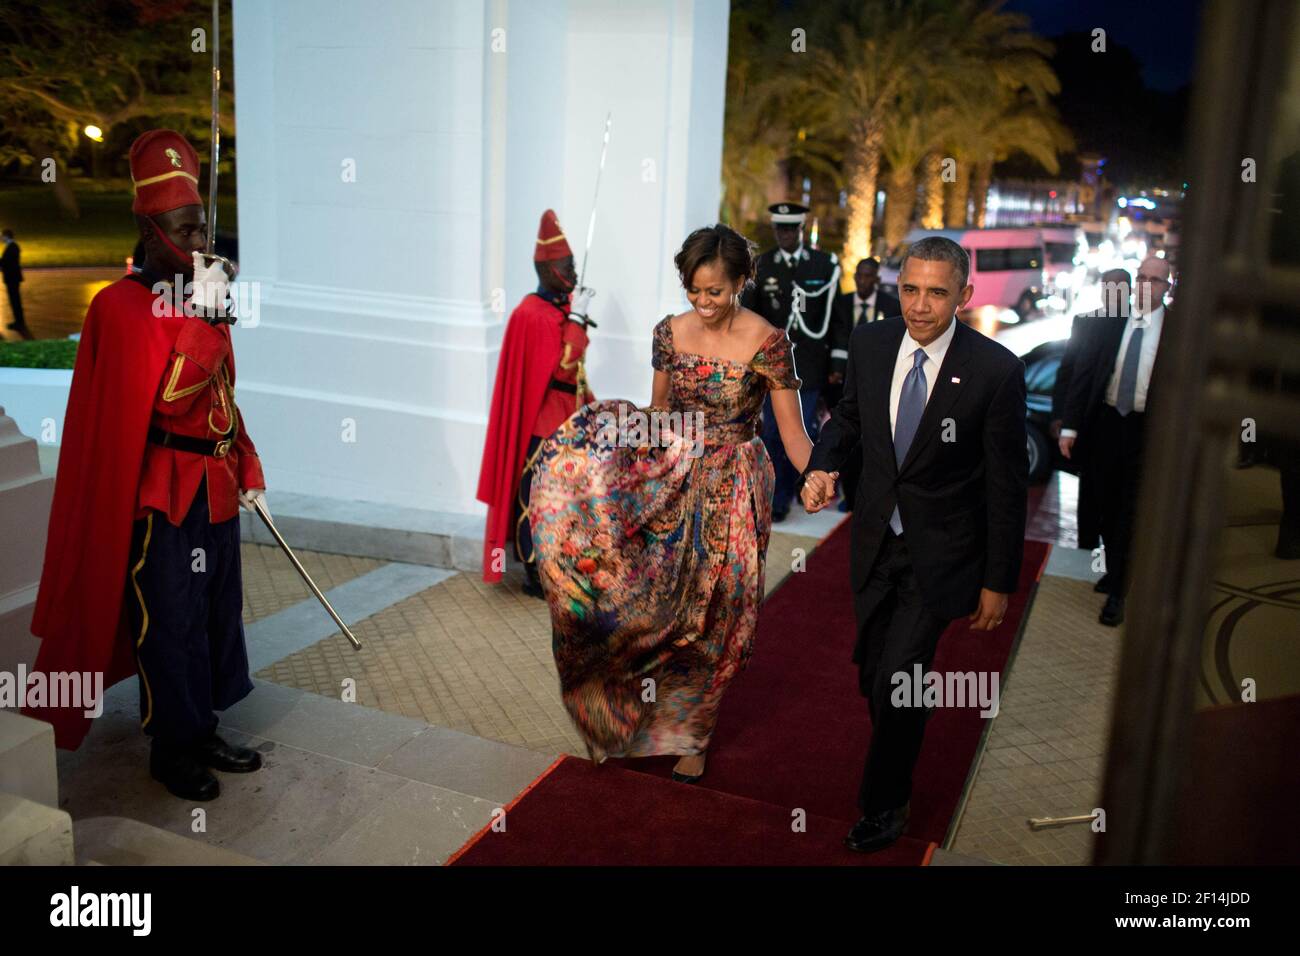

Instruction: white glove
[239,488,267,513]
[569,286,595,321]
[191,252,230,317]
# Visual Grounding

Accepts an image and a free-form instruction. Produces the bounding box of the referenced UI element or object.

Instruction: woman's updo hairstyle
[674,223,757,294]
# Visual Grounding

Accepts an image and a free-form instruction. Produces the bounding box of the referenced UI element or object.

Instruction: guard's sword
[253,499,363,650]
[576,112,612,292]
[200,0,237,281]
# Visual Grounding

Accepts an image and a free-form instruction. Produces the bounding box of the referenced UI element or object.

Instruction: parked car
[1020,338,1078,483]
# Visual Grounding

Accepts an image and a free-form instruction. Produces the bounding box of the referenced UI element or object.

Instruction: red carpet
[451,521,1049,865]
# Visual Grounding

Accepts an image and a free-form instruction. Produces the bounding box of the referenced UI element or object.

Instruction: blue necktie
[1115,323,1145,416]
[890,348,927,534]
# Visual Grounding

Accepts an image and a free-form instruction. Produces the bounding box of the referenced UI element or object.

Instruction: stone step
[0,793,74,865]
[238,489,484,571]
[0,710,58,808]
[74,817,262,866]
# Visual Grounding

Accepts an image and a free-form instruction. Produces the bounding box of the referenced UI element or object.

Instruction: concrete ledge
[239,490,484,571]
[0,793,74,865]
[0,710,58,808]
[74,816,263,866]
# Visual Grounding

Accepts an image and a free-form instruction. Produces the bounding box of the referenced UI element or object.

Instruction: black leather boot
[193,733,263,773]
[150,739,220,801]
[522,561,545,599]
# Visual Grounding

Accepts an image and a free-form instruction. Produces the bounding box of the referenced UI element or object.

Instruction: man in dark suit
[828,257,902,512]
[1,228,28,338]
[1059,254,1173,626]
[800,236,1028,853]
[741,202,841,521]
[1051,268,1132,579]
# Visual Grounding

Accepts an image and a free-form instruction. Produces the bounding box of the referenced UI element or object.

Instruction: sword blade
[577,112,612,290]
[206,0,220,256]
[253,498,363,650]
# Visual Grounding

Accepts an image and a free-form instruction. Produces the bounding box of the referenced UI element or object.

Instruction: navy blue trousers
[123,480,253,745]
[761,387,820,514]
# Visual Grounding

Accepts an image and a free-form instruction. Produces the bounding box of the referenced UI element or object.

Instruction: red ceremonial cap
[534,209,573,262]
[129,129,203,216]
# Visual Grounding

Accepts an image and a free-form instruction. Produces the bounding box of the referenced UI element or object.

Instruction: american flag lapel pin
[951,376,961,384]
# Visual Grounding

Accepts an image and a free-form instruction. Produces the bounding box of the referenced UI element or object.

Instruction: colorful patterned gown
[529,315,801,757]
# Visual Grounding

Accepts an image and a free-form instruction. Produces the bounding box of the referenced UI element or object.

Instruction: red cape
[27,277,181,749]
[476,294,565,582]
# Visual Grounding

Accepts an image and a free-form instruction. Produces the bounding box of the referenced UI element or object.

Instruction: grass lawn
[0,180,237,268]
[0,338,78,369]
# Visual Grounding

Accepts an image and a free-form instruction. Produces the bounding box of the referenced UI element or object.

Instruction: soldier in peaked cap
[26,130,266,801]
[741,201,841,521]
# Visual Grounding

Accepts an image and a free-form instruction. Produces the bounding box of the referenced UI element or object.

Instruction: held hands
[239,488,268,514]
[968,588,1009,631]
[191,252,232,322]
[800,469,839,513]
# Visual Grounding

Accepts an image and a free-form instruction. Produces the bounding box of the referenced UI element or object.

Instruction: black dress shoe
[1093,573,1111,594]
[522,565,546,599]
[193,734,263,773]
[150,742,220,801]
[1099,593,1125,627]
[845,803,910,853]
[671,756,706,784]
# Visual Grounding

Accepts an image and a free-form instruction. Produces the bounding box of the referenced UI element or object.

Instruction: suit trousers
[122,479,253,745]
[1095,403,1147,595]
[852,528,952,814]
[762,387,820,514]
[4,281,23,329]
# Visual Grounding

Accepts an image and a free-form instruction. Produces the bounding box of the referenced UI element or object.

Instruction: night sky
[1004,0,1205,91]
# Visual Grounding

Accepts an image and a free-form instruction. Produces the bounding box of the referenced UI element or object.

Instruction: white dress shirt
[1060,303,1164,439]
[1104,304,1163,412]
[889,315,957,434]
[780,245,806,268]
[854,289,879,325]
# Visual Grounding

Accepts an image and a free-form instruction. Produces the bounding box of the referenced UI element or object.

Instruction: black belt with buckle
[548,378,577,394]
[148,425,233,458]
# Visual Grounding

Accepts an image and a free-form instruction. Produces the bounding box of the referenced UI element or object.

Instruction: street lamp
[83,125,103,142]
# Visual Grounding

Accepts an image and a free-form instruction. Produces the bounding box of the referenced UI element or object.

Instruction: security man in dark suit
[1051,268,1131,584]
[1060,255,1173,627]
[741,202,841,521]
[1,228,28,338]
[829,257,902,511]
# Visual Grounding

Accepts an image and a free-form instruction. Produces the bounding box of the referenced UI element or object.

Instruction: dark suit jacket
[830,288,901,379]
[1061,310,1168,466]
[0,241,20,285]
[807,316,1028,619]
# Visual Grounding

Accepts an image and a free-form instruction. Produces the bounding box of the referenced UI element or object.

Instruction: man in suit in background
[828,257,902,512]
[1,228,29,339]
[1059,254,1173,626]
[1051,267,1132,585]
[742,202,841,521]
[800,236,1028,853]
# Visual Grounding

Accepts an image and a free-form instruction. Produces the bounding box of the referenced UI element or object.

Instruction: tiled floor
[241,543,383,624]
[948,575,1120,865]
[253,529,828,757]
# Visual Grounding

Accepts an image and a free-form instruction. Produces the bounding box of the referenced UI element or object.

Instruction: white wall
[232,0,728,516]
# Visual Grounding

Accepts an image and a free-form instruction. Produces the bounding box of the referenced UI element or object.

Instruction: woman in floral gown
[529,225,830,781]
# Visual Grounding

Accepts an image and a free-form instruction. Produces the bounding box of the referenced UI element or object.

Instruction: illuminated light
[1049,190,1057,199]
[84,125,104,142]
[1117,197,1128,208]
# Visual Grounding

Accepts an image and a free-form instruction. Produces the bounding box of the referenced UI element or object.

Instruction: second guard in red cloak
[477,209,596,597]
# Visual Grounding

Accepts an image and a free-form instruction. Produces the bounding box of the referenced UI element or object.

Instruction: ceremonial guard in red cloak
[26,130,266,801]
[477,210,596,598]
